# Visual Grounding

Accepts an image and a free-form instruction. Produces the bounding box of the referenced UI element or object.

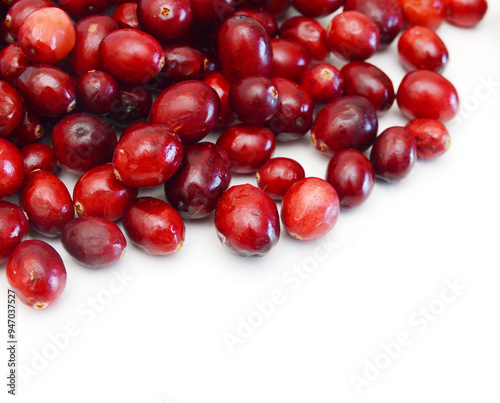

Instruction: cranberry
[4,0,54,39]
[311,95,378,155]
[281,177,339,241]
[217,15,272,82]
[299,63,343,104]
[20,143,57,175]
[113,123,183,188]
[406,118,451,159]
[400,0,445,30]
[290,0,342,18]
[268,77,314,141]
[228,76,279,125]
[341,62,395,113]
[17,64,76,117]
[123,197,185,255]
[62,216,126,268]
[0,138,25,199]
[398,26,448,73]
[110,84,153,127]
[217,124,275,174]
[270,38,310,83]
[214,184,280,256]
[189,0,235,23]
[7,108,45,148]
[326,149,374,209]
[279,16,328,61]
[265,0,289,17]
[446,0,487,28]
[111,0,137,4]
[100,29,165,84]
[202,71,235,129]
[120,121,149,140]
[234,7,278,38]
[326,11,380,62]
[370,126,417,182]
[7,240,66,309]
[149,80,220,144]
[137,0,193,43]
[0,42,30,86]
[0,80,23,137]
[256,157,305,200]
[58,0,109,17]
[70,15,118,77]
[112,2,140,29]
[0,201,29,264]
[0,21,14,47]
[19,170,74,236]
[160,45,206,84]
[165,142,231,219]
[397,70,459,122]
[76,71,119,116]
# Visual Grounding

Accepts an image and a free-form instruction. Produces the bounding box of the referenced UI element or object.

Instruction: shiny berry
[290,0,343,18]
[112,2,140,29]
[160,44,206,84]
[0,42,30,86]
[279,16,328,61]
[202,71,235,129]
[270,38,310,82]
[445,0,487,28]
[20,143,57,175]
[7,108,45,148]
[76,71,119,115]
[256,157,305,200]
[4,0,55,39]
[400,0,445,30]
[406,118,451,159]
[0,200,29,264]
[0,138,25,199]
[234,7,278,38]
[299,63,343,104]
[0,80,22,137]
[109,84,153,127]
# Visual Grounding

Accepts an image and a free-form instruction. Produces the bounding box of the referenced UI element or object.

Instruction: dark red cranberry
[165,142,231,219]
[214,183,280,257]
[268,77,314,141]
[7,108,45,148]
[397,70,459,122]
[19,170,74,236]
[370,126,417,182]
[0,42,30,86]
[311,95,378,155]
[62,216,126,268]
[299,63,343,104]
[234,7,278,38]
[17,64,76,117]
[76,71,119,115]
[228,76,279,124]
[0,80,23,137]
[7,240,66,309]
[109,84,153,127]
[0,201,29,264]
[20,143,57,175]
[281,177,339,241]
[398,26,448,73]
[202,71,235,129]
[406,118,451,160]
[4,0,54,39]
[400,0,445,30]
[256,157,305,200]
[123,197,185,255]
[217,124,275,174]
[189,0,235,23]
[160,45,206,84]
[0,138,25,199]
[446,0,487,28]
[217,15,272,82]
[279,16,328,61]
[58,0,109,17]
[290,0,343,17]
[113,123,183,188]
[149,80,220,144]
[326,11,380,62]
[270,38,310,82]
[265,0,289,17]
[341,62,395,113]
[112,2,140,29]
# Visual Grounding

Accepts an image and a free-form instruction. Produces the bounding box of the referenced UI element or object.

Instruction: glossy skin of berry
[0,80,22,137]
[281,177,339,241]
[400,0,445,30]
[4,0,55,39]
[214,184,280,257]
[58,0,109,17]
[20,143,57,175]
[370,126,417,182]
[256,157,305,200]
[311,95,378,155]
[62,216,126,268]
[160,45,206,84]
[0,42,30,86]
[299,63,343,104]
[445,0,487,28]
[76,71,119,115]
[7,108,45,148]
[165,142,231,219]
[189,0,235,23]
[270,38,310,83]
[406,118,451,159]
[0,138,25,199]
[112,2,140,29]
[7,240,67,309]
[279,16,328,61]
[326,149,374,209]
[202,72,235,129]
[397,70,459,122]
[290,0,343,18]
[122,197,185,256]
[110,84,153,127]
[234,7,278,38]
[0,201,29,264]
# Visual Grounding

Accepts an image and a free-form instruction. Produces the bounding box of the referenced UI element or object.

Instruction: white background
[2,2,500,402]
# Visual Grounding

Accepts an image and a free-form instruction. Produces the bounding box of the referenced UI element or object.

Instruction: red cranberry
[279,16,328,61]
[76,71,119,115]
[19,170,74,236]
[299,63,343,104]
[228,76,279,125]
[202,71,235,129]
[110,84,153,127]
[165,142,231,219]
[217,124,275,174]
[7,108,45,148]
[214,184,280,257]
[406,118,451,159]
[70,15,118,77]
[268,77,314,141]
[270,38,310,82]
[7,240,66,309]
[160,44,206,84]
[58,0,109,17]
[400,0,445,30]
[0,80,23,137]
[123,197,185,255]
[4,0,54,39]
[446,0,487,28]
[256,157,305,200]
[189,0,235,23]
[311,95,378,155]
[113,123,183,188]
[281,177,339,241]
[326,149,374,209]
[341,62,395,113]
[370,126,417,182]
[217,15,272,82]
[20,143,57,175]
[398,26,448,73]
[0,138,25,199]
[290,0,342,18]
[17,64,76,117]
[234,7,278,38]
[112,2,140,29]
[397,70,459,122]
[326,11,380,62]
[0,42,30,86]
[62,216,126,268]
[265,0,289,17]
[149,80,220,144]
[0,201,29,264]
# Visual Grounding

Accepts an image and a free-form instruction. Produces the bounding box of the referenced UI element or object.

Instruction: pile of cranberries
[0,0,488,309]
